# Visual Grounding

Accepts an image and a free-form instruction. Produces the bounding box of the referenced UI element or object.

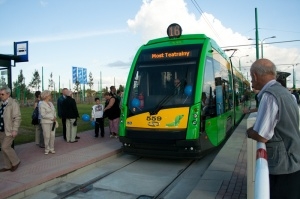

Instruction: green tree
[86,72,94,97]
[48,72,54,91]
[118,85,125,92]
[88,72,94,89]
[73,79,81,101]
[13,70,31,101]
[28,69,41,91]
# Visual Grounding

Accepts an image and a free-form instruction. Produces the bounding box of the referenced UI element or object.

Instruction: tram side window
[212,56,231,115]
[213,61,223,115]
[202,58,216,118]
[219,62,231,112]
[234,76,242,105]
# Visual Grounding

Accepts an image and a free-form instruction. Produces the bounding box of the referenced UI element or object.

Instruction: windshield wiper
[150,93,176,115]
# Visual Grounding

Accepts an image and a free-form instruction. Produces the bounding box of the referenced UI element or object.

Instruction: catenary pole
[255,8,259,60]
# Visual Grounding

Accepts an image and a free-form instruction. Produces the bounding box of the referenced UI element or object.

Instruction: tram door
[201,58,219,145]
[213,57,232,144]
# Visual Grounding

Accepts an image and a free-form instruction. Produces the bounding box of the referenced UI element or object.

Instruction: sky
[0,0,300,91]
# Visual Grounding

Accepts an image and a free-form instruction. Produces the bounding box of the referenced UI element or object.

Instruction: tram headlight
[193,113,198,118]
[192,120,197,125]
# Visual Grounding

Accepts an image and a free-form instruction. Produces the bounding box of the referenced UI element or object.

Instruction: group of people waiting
[0,84,122,173]
[34,86,122,156]
[34,88,79,155]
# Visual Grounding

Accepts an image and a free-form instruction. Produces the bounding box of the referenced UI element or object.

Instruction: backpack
[31,104,39,125]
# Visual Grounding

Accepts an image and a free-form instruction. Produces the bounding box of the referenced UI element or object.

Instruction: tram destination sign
[138,47,200,62]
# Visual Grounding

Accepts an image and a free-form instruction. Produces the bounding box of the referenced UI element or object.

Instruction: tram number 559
[146,116,162,121]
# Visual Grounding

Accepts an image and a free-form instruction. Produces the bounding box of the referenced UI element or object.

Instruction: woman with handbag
[40,90,57,155]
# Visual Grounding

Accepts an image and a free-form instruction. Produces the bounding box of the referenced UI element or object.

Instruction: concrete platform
[0,127,122,199]
[187,117,247,199]
[0,118,248,199]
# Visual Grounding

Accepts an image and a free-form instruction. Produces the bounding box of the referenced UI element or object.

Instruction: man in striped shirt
[246,58,300,199]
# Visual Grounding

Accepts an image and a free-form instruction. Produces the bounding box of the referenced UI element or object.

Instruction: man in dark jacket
[57,88,68,140]
[62,91,79,143]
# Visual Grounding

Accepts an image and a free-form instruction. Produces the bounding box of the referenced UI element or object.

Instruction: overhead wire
[189,1,300,64]
[221,39,300,49]
[190,0,224,45]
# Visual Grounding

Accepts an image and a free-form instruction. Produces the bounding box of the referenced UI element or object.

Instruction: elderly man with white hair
[62,91,79,143]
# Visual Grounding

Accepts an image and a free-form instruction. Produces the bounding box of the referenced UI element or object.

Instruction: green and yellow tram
[119,24,250,158]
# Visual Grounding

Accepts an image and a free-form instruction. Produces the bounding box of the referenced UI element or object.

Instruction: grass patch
[15,103,108,145]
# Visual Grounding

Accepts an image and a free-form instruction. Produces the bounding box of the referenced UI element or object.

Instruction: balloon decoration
[81,114,90,122]
[131,98,140,108]
[184,85,193,96]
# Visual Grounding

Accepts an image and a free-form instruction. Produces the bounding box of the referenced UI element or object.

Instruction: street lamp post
[237,55,249,71]
[231,55,249,71]
[261,36,276,58]
[293,63,299,89]
[248,36,276,58]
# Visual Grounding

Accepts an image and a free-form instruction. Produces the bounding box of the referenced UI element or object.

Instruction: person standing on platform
[34,91,44,148]
[0,87,21,172]
[57,88,68,141]
[117,90,123,107]
[292,89,299,104]
[103,92,120,138]
[91,97,104,138]
[62,91,79,143]
[246,58,300,199]
[243,88,260,114]
[109,86,117,98]
[110,86,120,106]
[40,90,57,155]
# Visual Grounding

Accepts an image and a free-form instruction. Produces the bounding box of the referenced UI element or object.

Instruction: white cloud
[127,0,300,88]
[127,0,254,63]
[127,0,194,41]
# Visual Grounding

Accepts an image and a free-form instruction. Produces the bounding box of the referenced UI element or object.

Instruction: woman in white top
[39,90,57,155]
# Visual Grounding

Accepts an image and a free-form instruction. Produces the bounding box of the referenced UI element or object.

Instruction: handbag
[31,106,39,125]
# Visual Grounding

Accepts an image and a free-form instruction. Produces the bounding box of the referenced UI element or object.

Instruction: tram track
[137,159,196,199]
[32,145,220,199]
[55,155,143,199]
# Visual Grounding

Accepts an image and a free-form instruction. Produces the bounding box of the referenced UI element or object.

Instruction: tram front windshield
[127,45,202,115]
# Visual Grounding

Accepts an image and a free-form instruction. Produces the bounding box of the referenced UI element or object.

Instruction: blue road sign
[78,67,83,84]
[72,66,77,83]
[83,68,87,84]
